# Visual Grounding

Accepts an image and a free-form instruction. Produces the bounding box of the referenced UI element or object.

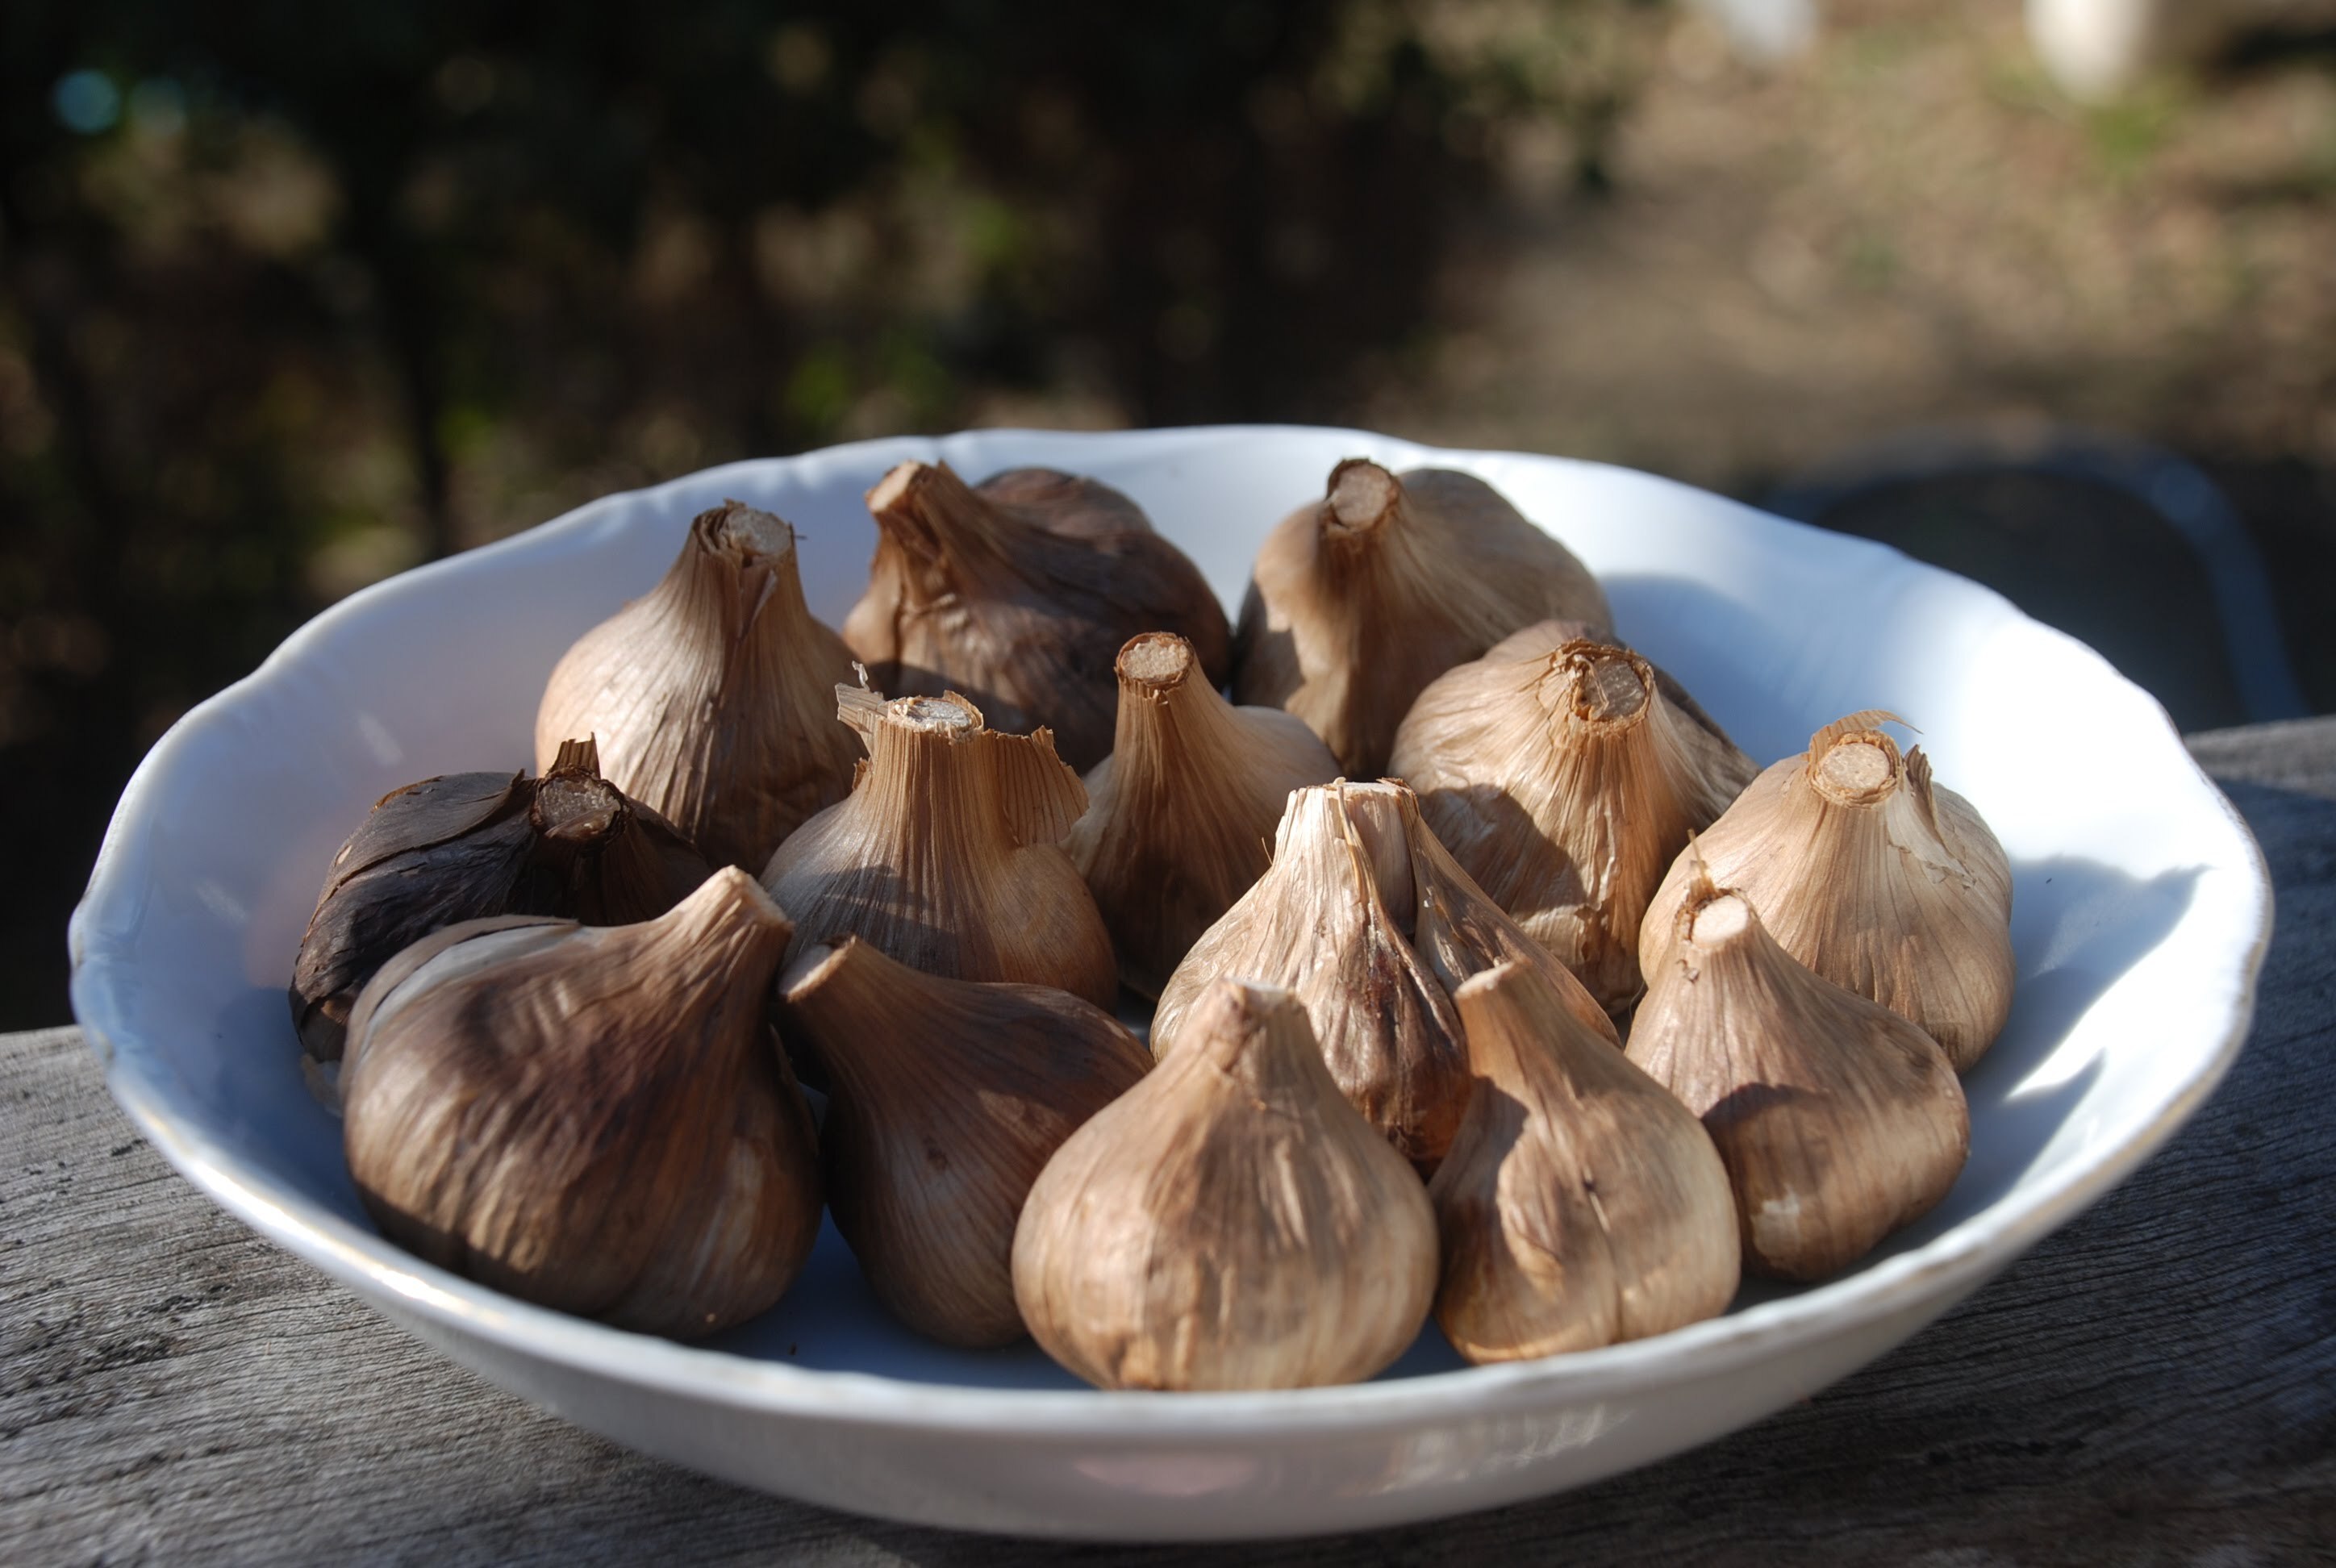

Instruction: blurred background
[6,0,2334,1028]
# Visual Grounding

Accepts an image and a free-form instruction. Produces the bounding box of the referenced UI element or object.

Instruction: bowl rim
[69,423,2276,1438]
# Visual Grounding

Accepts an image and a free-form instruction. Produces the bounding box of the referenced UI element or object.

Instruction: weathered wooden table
[6,719,2332,1564]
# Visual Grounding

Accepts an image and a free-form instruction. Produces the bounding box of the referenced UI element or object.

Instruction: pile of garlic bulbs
[288,457,2013,1387]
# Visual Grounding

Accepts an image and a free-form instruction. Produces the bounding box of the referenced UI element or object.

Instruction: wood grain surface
[6,719,2333,1564]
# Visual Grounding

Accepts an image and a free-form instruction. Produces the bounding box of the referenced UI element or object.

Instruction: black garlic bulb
[290,737,709,1061]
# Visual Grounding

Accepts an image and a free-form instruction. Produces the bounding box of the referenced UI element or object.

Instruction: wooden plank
[5,718,2333,1562]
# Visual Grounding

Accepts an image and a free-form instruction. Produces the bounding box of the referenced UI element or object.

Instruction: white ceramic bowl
[69,426,2270,1540]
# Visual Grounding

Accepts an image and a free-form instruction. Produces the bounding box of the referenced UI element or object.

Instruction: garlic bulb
[1233,460,1613,775]
[761,685,1118,1007]
[340,869,822,1337]
[842,461,1233,773]
[1065,632,1341,997]
[1627,866,1970,1281]
[536,499,861,870]
[1391,625,1756,1015]
[1012,979,1437,1390]
[1430,960,1740,1362]
[778,938,1149,1348]
[290,737,710,1061]
[1151,779,1616,1171]
[1638,712,2015,1070]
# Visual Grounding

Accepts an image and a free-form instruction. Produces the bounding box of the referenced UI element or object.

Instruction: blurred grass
[0,0,1666,1026]
[4,0,2333,1027]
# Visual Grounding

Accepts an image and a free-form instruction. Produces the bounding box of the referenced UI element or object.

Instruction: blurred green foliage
[0,0,1664,1024]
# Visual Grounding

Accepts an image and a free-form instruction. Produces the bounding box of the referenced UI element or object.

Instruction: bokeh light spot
[53,69,122,135]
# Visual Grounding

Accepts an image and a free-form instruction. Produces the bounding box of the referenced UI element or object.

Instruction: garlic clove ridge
[1011,978,1437,1390]
[1626,867,1971,1281]
[842,461,1233,772]
[536,500,861,870]
[340,867,822,1337]
[1066,632,1341,996]
[1233,460,1613,774]
[778,938,1150,1348]
[1637,712,2015,1070]
[1429,960,1740,1362]
[1152,778,1616,1172]
[1392,627,1755,1015]
[762,685,1118,1007]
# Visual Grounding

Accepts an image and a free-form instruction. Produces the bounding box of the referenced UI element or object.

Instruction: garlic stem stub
[535,499,861,871]
[1233,459,1614,775]
[289,736,711,1062]
[1151,778,1617,1172]
[526,738,718,923]
[1627,867,1971,1281]
[1066,632,1341,997]
[1011,978,1437,1391]
[1430,961,1741,1362]
[842,461,1233,773]
[761,684,1119,1007]
[339,868,823,1338]
[1637,711,2016,1071]
[1391,624,1756,1016]
[778,939,1151,1349]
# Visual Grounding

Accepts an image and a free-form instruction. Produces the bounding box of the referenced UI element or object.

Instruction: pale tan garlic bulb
[1627,868,1971,1281]
[1151,779,1616,1171]
[1639,711,2015,1070]
[761,685,1118,1007]
[842,461,1233,772]
[1430,961,1740,1362]
[1233,459,1612,775]
[340,869,822,1338]
[1066,632,1341,997]
[1012,979,1437,1391]
[290,737,711,1062]
[777,939,1151,1349]
[1391,625,1756,1015]
[536,500,861,870]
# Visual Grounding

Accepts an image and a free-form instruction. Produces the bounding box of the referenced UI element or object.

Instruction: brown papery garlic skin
[842,461,1233,773]
[1391,625,1756,1016]
[1012,979,1437,1391]
[1151,779,1616,1172]
[1233,460,1613,776]
[761,686,1118,1007]
[1638,712,2015,1071]
[1626,872,1970,1282]
[1066,632,1341,997]
[1430,961,1740,1362]
[536,500,861,870]
[340,869,822,1338]
[778,939,1150,1349]
[290,737,711,1062]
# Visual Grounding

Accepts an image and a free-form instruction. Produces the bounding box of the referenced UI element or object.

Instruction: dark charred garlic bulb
[536,499,861,870]
[1233,459,1613,775]
[778,939,1150,1348]
[1628,865,1971,1281]
[290,737,710,1061]
[841,461,1233,772]
[1429,960,1740,1362]
[761,685,1118,1007]
[1391,625,1756,1015]
[340,869,822,1337]
[1012,980,1437,1390]
[1639,712,2015,1070]
[1066,632,1340,997]
[1151,779,1617,1172]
